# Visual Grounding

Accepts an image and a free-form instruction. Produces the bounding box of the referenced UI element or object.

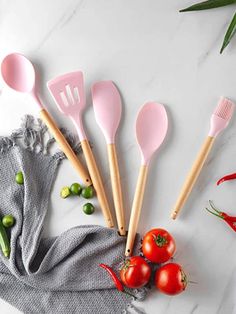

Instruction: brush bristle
[214,97,235,121]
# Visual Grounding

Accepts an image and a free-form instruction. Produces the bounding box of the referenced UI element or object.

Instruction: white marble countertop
[1,0,236,313]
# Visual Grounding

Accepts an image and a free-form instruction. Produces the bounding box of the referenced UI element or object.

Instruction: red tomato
[120,256,151,289]
[142,228,176,263]
[155,263,187,295]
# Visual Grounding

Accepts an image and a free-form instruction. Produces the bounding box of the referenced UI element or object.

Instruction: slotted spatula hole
[60,91,69,107]
[73,87,80,102]
[65,84,75,105]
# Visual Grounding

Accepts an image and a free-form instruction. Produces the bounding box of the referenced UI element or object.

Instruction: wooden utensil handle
[171,136,215,220]
[81,140,114,228]
[107,144,126,236]
[40,109,91,186]
[125,165,148,256]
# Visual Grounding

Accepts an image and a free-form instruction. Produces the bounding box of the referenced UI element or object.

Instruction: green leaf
[180,0,236,12]
[220,11,236,53]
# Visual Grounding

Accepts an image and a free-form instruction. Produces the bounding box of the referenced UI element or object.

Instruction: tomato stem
[153,234,168,247]
[121,259,131,271]
[180,269,188,290]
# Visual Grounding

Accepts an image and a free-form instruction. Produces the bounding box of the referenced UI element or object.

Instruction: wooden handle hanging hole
[117,229,128,237]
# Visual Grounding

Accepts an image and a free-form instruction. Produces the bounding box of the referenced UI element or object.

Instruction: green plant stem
[205,207,224,219]
[180,0,236,12]
[220,11,236,53]
[209,200,221,213]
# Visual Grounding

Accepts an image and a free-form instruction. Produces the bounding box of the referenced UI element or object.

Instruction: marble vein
[163,299,172,313]
[36,0,84,50]
[215,266,236,314]
[198,22,229,66]
[61,0,85,28]
[190,304,198,314]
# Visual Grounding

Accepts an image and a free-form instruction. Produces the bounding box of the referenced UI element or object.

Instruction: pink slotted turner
[47,71,114,228]
[125,102,168,256]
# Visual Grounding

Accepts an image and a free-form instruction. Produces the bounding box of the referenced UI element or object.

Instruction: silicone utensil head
[47,71,87,141]
[136,102,168,165]
[208,97,235,138]
[92,81,122,144]
[47,71,86,116]
[1,53,35,93]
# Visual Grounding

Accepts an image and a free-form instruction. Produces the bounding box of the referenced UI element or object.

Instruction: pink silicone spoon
[125,102,168,256]
[47,72,114,228]
[92,81,125,235]
[1,53,91,186]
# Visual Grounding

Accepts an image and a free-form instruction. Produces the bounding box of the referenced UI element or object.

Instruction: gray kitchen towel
[0,116,147,314]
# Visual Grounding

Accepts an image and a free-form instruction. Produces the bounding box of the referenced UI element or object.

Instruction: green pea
[15,171,24,185]
[83,203,95,215]
[70,183,82,195]
[2,215,15,228]
[60,187,71,199]
[81,186,94,199]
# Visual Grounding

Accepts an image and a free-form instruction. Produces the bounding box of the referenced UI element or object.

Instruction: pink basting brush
[171,97,235,220]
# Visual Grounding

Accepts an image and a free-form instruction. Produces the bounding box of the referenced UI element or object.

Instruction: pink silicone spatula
[47,71,114,228]
[125,102,168,256]
[1,53,91,186]
[92,81,126,235]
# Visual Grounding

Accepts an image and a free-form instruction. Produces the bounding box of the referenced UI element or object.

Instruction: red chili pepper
[99,263,124,292]
[206,201,236,232]
[217,172,236,186]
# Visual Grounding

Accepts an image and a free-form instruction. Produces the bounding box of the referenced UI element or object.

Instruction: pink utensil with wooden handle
[1,53,91,186]
[125,102,168,256]
[47,72,114,228]
[171,97,235,220]
[92,81,126,235]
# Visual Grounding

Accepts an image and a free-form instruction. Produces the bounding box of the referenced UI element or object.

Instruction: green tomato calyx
[153,234,168,247]
[121,259,131,272]
[180,269,188,290]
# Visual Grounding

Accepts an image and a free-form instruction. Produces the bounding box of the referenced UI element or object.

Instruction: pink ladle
[125,102,168,256]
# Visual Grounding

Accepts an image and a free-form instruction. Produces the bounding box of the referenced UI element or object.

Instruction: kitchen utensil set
[1,52,234,256]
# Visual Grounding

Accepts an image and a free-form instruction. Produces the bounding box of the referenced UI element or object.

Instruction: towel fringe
[123,302,146,314]
[0,136,15,153]
[122,287,149,314]
[0,115,82,160]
